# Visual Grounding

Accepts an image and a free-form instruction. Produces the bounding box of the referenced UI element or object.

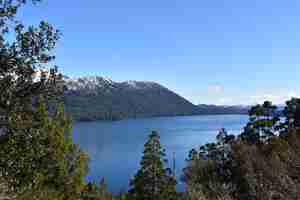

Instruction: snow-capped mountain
[63,76,198,121]
[65,76,115,91]
[63,76,249,121]
[65,76,163,93]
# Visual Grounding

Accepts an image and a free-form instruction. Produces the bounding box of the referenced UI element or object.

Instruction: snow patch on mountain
[65,76,163,91]
[65,76,115,91]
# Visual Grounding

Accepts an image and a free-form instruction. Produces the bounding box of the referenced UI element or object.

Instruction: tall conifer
[129,131,177,200]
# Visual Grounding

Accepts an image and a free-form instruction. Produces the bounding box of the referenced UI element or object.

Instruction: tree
[0,98,89,199]
[129,131,177,200]
[241,101,279,144]
[81,179,113,200]
[0,0,62,128]
[81,182,101,200]
[280,98,300,133]
[0,1,89,199]
[182,129,235,200]
[183,100,300,200]
[230,131,300,200]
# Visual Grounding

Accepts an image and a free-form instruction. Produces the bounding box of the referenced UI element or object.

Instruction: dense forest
[64,76,199,121]
[0,1,300,200]
[63,76,248,121]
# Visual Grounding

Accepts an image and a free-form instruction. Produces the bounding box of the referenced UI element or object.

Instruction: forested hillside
[197,104,248,115]
[64,76,198,121]
[64,76,248,121]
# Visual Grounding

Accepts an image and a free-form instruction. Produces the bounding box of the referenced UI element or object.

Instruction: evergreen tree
[0,1,89,199]
[183,100,300,200]
[0,0,63,121]
[241,101,279,144]
[81,179,113,200]
[281,98,300,132]
[183,129,235,200]
[129,131,177,200]
[0,98,89,199]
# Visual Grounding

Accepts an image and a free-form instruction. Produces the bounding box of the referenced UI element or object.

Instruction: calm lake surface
[72,115,248,193]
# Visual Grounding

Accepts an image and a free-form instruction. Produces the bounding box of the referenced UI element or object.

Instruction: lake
[72,114,248,193]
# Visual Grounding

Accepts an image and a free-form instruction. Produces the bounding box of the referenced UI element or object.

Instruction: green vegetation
[0,0,88,199]
[80,179,114,200]
[63,77,248,121]
[128,131,177,200]
[182,100,300,200]
[0,1,300,200]
[64,78,199,121]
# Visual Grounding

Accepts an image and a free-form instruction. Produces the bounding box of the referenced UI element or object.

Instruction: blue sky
[19,0,300,105]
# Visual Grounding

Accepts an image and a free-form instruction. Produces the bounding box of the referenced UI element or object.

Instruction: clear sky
[19,0,300,105]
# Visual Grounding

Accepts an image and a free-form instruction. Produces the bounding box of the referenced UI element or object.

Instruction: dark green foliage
[64,77,249,121]
[0,1,89,199]
[81,179,113,200]
[1,2,300,200]
[64,79,199,121]
[182,128,235,200]
[197,104,248,115]
[183,100,300,200]
[0,99,89,199]
[241,101,280,144]
[129,131,177,200]
[0,1,40,35]
[281,98,300,132]
[0,0,63,125]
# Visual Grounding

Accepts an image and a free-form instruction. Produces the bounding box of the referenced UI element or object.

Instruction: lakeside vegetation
[0,1,300,200]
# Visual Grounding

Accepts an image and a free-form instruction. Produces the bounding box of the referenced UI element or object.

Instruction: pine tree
[129,131,177,200]
[281,98,300,131]
[0,0,63,120]
[0,98,89,199]
[0,1,89,199]
[241,101,279,144]
[182,128,238,200]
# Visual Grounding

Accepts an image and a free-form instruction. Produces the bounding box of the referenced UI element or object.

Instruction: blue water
[72,115,248,193]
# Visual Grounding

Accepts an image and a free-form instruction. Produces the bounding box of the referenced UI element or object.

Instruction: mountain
[63,76,249,121]
[197,104,249,115]
[64,76,199,121]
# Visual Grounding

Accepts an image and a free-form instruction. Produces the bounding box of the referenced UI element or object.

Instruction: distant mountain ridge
[197,104,249,115]
[63,76,248,121]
